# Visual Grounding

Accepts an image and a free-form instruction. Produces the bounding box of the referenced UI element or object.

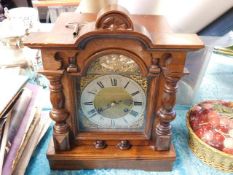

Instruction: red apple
[202,108,211,115]
[190,101,233,154]
[190,114,198,121]
[198,114,209,124]
[224,101,233,108]
[229,120,233,129]
[190,119,200,131]
[223,148,233,155]
[215,126,228,133]
[202,103,213,110]
[195,128,205,138]
[190,106,202,118]
[209,141,224,151]
[191,105,202,112]
[202,130,214,142]
[220,116,229,128]
[201,123,212,131]
[210,117,220,128]
[207,111,218,120]
[213,132,225,143]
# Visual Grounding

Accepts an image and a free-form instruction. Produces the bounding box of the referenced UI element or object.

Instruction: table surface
[25,39,233,174]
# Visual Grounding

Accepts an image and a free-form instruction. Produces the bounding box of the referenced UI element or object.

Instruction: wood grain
[47,138,176,171]
[24,12,203,50]
[24,4,204,171]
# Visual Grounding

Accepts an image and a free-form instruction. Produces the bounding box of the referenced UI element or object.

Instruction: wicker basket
[187,110,233,172]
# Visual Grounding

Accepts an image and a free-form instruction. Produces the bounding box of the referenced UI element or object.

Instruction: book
[0,118,7,144]
[12,110,51,175]
[5,88,32,155]
[12,109,41,174]
[2,83,44,175]
[0,109,12,175]
[0,75,28,175]
[0,74,28,118]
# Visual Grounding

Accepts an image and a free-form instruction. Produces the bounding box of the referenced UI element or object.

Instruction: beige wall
[77,0,233,33]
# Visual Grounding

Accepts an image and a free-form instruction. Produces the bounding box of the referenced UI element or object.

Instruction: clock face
[80,74,146,130]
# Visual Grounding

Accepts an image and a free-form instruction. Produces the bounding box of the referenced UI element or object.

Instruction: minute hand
[98,102,116,113]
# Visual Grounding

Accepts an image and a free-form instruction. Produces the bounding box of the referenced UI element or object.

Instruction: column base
[155,134,171,150]
[47,138,176,171]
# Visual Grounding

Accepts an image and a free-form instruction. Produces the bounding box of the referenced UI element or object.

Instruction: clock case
[24,5,204,171]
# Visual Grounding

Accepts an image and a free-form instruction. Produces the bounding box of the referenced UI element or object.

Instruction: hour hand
[122,99,133,106]
[97,107,104,113]
[97,103,111,113]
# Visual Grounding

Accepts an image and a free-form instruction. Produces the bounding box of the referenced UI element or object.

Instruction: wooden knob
[95,140,106,149]
[117,140,131,150]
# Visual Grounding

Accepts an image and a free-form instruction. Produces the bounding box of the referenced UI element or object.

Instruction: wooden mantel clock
[24,5,203,171]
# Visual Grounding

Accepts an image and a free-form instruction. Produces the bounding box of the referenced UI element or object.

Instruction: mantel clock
[24,5,204,171]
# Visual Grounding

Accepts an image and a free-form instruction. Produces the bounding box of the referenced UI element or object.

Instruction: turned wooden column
[44,70,71,151]
[155,55,184,150]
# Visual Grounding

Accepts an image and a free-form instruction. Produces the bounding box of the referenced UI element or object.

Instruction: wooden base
[47,139,176,171]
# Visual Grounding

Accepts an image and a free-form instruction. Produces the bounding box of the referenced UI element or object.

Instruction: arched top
[81,49,148,76]
[95,4,134,31]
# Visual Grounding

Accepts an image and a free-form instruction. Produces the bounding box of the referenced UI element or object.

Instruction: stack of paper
[0,75,51,175]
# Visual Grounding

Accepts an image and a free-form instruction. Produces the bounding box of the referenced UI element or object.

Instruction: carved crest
[95,5,134,31]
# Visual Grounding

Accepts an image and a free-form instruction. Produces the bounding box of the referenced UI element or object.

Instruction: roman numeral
[123,100,133,106]
[130,110,138,117]
[99,116,104,120]
[88,109,97,118]
[84,102,93,105]
[131,91,139,96]
[111,119,115,127]
[133,101,142,106]
[97,108,103,113]
[123,118,128,123]
[111,78,117,86]
[88,91,96,95]
[97,81,104,88]
[124,81,130,89]
[89,113,97,118]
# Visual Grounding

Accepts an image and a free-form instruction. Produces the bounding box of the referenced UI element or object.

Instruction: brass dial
[80,74,146,129]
